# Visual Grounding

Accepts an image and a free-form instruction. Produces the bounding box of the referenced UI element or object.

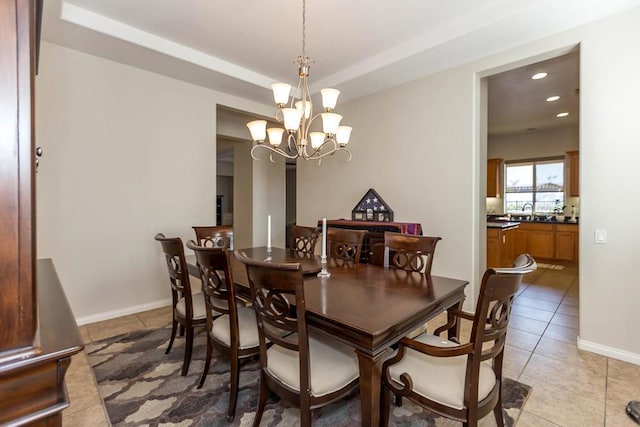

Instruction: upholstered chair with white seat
[380,254,537,427]
[235,251,360,427]
[155,233,207,376]
[186,241,260,422]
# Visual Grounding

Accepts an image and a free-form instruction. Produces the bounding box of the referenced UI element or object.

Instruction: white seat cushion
[388,333,496,410]
[266,332,359,397]
[176,292,207,320]
[211,305,260,349]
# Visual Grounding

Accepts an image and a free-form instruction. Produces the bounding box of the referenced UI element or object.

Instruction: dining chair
[380,254,537,427]
[289,224,320,254]
[186,241,260,422]
[192,225,234,249]
[326,227,367,262]
[154,233,207,376]
[383,232,442,274]
[235,251,360,427]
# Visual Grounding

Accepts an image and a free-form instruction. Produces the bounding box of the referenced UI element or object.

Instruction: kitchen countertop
[487,215,579,225]
[487,221,520,229]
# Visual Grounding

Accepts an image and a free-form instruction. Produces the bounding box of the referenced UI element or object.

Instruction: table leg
[355,348,389,427]
[447,301,463,340]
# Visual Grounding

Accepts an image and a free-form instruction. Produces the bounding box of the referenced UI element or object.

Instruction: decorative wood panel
[0,0,35,353]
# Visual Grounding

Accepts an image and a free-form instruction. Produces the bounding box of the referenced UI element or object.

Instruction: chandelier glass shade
[246,0,352,163]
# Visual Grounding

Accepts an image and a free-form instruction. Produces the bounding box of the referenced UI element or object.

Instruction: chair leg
[197,335,213,389]
[227,351,240,422]
[181,326,194,376]
[395,393,403,407]
[494,389,505,427]
[300,402,312,427]
[252,371,268,427]
[380,384,391,427]
[166,319,178,354]
[179,324,186,337]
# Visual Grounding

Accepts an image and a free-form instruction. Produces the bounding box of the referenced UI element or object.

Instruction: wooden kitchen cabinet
[487,158,503,198]
[567,150,579,197]
[556,224,579,263]
[487,225,517,268]
[513,228,528,259]
[519,222,555,260]
[487,228,501,268]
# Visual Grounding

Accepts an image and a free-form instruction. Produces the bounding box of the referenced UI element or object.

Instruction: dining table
[186,246,468,427]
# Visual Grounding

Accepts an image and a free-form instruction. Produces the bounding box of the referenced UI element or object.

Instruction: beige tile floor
[62,264,640,426]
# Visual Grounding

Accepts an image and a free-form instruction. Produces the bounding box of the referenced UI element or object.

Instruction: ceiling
[41,1,636,134]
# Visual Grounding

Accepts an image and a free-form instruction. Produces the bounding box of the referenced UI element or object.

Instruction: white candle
[322,217,327,258]
[267,215,272,250]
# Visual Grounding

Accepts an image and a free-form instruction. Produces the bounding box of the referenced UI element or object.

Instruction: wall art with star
[351,188,394,222]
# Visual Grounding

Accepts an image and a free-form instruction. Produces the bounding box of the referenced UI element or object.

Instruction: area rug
[86,328,531,426]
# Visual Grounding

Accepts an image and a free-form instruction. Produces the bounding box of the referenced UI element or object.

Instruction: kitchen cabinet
[487,225,517,268]
[556,224,579,263]
[487,158,503,198]
[567,150,579,197]
[487,228,501,268]
[520,222,555,260]
[513,228,529,259]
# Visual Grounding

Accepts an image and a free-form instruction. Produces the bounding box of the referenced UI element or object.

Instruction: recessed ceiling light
[546,95,560,102]
[557,112,569,118]
[532,72,548,80]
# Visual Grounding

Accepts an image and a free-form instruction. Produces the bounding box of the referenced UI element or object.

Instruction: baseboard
[577,337,640,365]
[75,298,172,326]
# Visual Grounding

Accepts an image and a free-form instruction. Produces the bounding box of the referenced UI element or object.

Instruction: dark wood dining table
[187,246,468,427]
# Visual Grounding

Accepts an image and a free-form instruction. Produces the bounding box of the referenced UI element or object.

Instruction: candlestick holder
[317,255,331,278]
[266,246,272,261]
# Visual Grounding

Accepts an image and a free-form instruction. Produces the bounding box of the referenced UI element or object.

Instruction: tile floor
[62,264,640,426]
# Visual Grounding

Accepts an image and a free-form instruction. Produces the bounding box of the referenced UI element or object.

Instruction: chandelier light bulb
[336,126,352,146]
[309,132,325,149]
[271,83,292,106]
[321,113,342,135]
[282,108,303,131]
[321,88,340,111]
[247,120,267,142]
[267,128,285,147]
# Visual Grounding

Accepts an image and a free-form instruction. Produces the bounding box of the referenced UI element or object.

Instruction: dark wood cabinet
[0,1,83,424]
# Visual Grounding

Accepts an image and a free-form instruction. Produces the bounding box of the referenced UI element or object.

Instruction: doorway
[485,49,580,267]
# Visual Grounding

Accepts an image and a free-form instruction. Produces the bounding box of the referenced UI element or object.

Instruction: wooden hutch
[0,0,84,425]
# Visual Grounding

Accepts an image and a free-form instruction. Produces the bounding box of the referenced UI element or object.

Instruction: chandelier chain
[302,0,306,57]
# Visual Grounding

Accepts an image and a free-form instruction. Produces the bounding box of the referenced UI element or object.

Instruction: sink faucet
[522,202,533,212]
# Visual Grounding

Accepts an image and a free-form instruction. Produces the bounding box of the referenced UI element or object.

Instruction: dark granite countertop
[487,215,579,225]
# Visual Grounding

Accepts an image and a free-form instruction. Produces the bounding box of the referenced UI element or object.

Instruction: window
[504,158,564,214]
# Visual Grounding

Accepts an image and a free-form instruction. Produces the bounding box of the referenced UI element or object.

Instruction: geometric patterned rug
[86,328,532,426]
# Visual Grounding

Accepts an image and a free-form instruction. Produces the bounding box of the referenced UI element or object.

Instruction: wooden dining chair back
[326,227,367,262]
[154,233,207,376]
[289,225,320,254]
[380,254,537,427]
[192,225,234,249]
[383,232,442,274]
[235,251,360,427]
[185,241,260,421]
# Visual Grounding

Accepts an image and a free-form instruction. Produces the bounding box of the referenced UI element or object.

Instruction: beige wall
[298,6,640,362]
[36,42,273,323]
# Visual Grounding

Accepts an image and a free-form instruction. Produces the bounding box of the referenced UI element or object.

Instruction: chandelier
[246,0,352,163]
